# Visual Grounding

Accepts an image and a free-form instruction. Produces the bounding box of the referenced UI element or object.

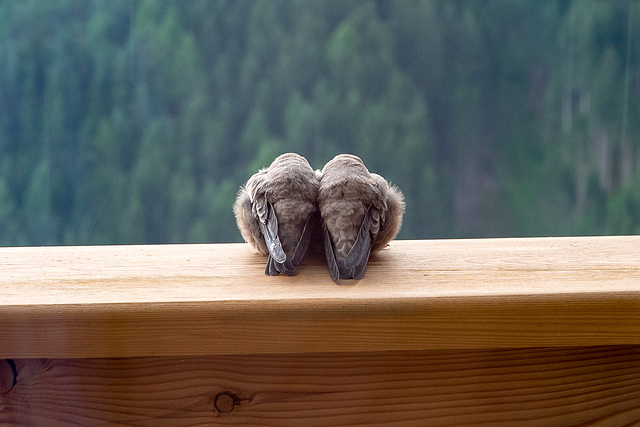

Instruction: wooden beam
[2,237,640,358]
[2,347,640,425]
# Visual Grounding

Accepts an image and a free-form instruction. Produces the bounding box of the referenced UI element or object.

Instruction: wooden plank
[2,346,640,426]
[1,237,640,358]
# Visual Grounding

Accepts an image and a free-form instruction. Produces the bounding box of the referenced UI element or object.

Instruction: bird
[318,154,405,283]
[234,153,320,276]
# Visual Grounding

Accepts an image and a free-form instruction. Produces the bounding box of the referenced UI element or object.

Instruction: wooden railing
[1,237,640,425]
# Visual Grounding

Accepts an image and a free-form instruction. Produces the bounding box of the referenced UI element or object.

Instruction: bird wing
[254,197,286,264]
[266,212,314,276]
[324,225,342,283]
[288,212,314,268]
[265,253,280,276]
[346,244,370,280]
[343,205,375,279]
[324,205,377,282]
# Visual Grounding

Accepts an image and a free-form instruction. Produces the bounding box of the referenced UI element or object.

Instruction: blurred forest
[1,0,639,246]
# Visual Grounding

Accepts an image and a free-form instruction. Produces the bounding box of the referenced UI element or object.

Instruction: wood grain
[1,237,640,358]
[0,360,15,394]
[2,346,640,426]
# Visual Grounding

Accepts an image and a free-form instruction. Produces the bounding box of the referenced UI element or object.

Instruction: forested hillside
[0,0,639,245]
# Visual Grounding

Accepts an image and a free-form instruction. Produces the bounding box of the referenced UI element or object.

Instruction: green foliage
[0,1,639,246]
[608,169,640,234]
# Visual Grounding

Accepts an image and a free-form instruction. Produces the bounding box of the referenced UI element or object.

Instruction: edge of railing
[1,237,639,358]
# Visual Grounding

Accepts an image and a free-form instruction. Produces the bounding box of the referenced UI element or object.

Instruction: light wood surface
[2,237,640,358]
[2,346,640,426]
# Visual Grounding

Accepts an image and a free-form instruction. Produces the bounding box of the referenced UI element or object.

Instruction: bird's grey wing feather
[265,254,280,276]
[324,207,374,282]
[255,199,286,264]
[344,206,374,271]
[347,242,371,280]
[266,210,315,276]
[287,212,314,268]
[324,226,341,283]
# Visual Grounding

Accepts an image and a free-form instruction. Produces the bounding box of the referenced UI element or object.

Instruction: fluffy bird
[318,154,405,282]
[234,153,320,276]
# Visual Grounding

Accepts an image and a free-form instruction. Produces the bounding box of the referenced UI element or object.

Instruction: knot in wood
[214,392,236,413]
[0,359,17,393]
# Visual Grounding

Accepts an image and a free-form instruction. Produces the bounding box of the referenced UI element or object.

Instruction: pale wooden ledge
[3,237,640,425]
[1,236,640,358]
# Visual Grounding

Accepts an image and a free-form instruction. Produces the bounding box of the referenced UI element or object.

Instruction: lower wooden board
[2,346,640,426]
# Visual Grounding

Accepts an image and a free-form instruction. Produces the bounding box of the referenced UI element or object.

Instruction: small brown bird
[318,154,405,282]
[234,153,320,276]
